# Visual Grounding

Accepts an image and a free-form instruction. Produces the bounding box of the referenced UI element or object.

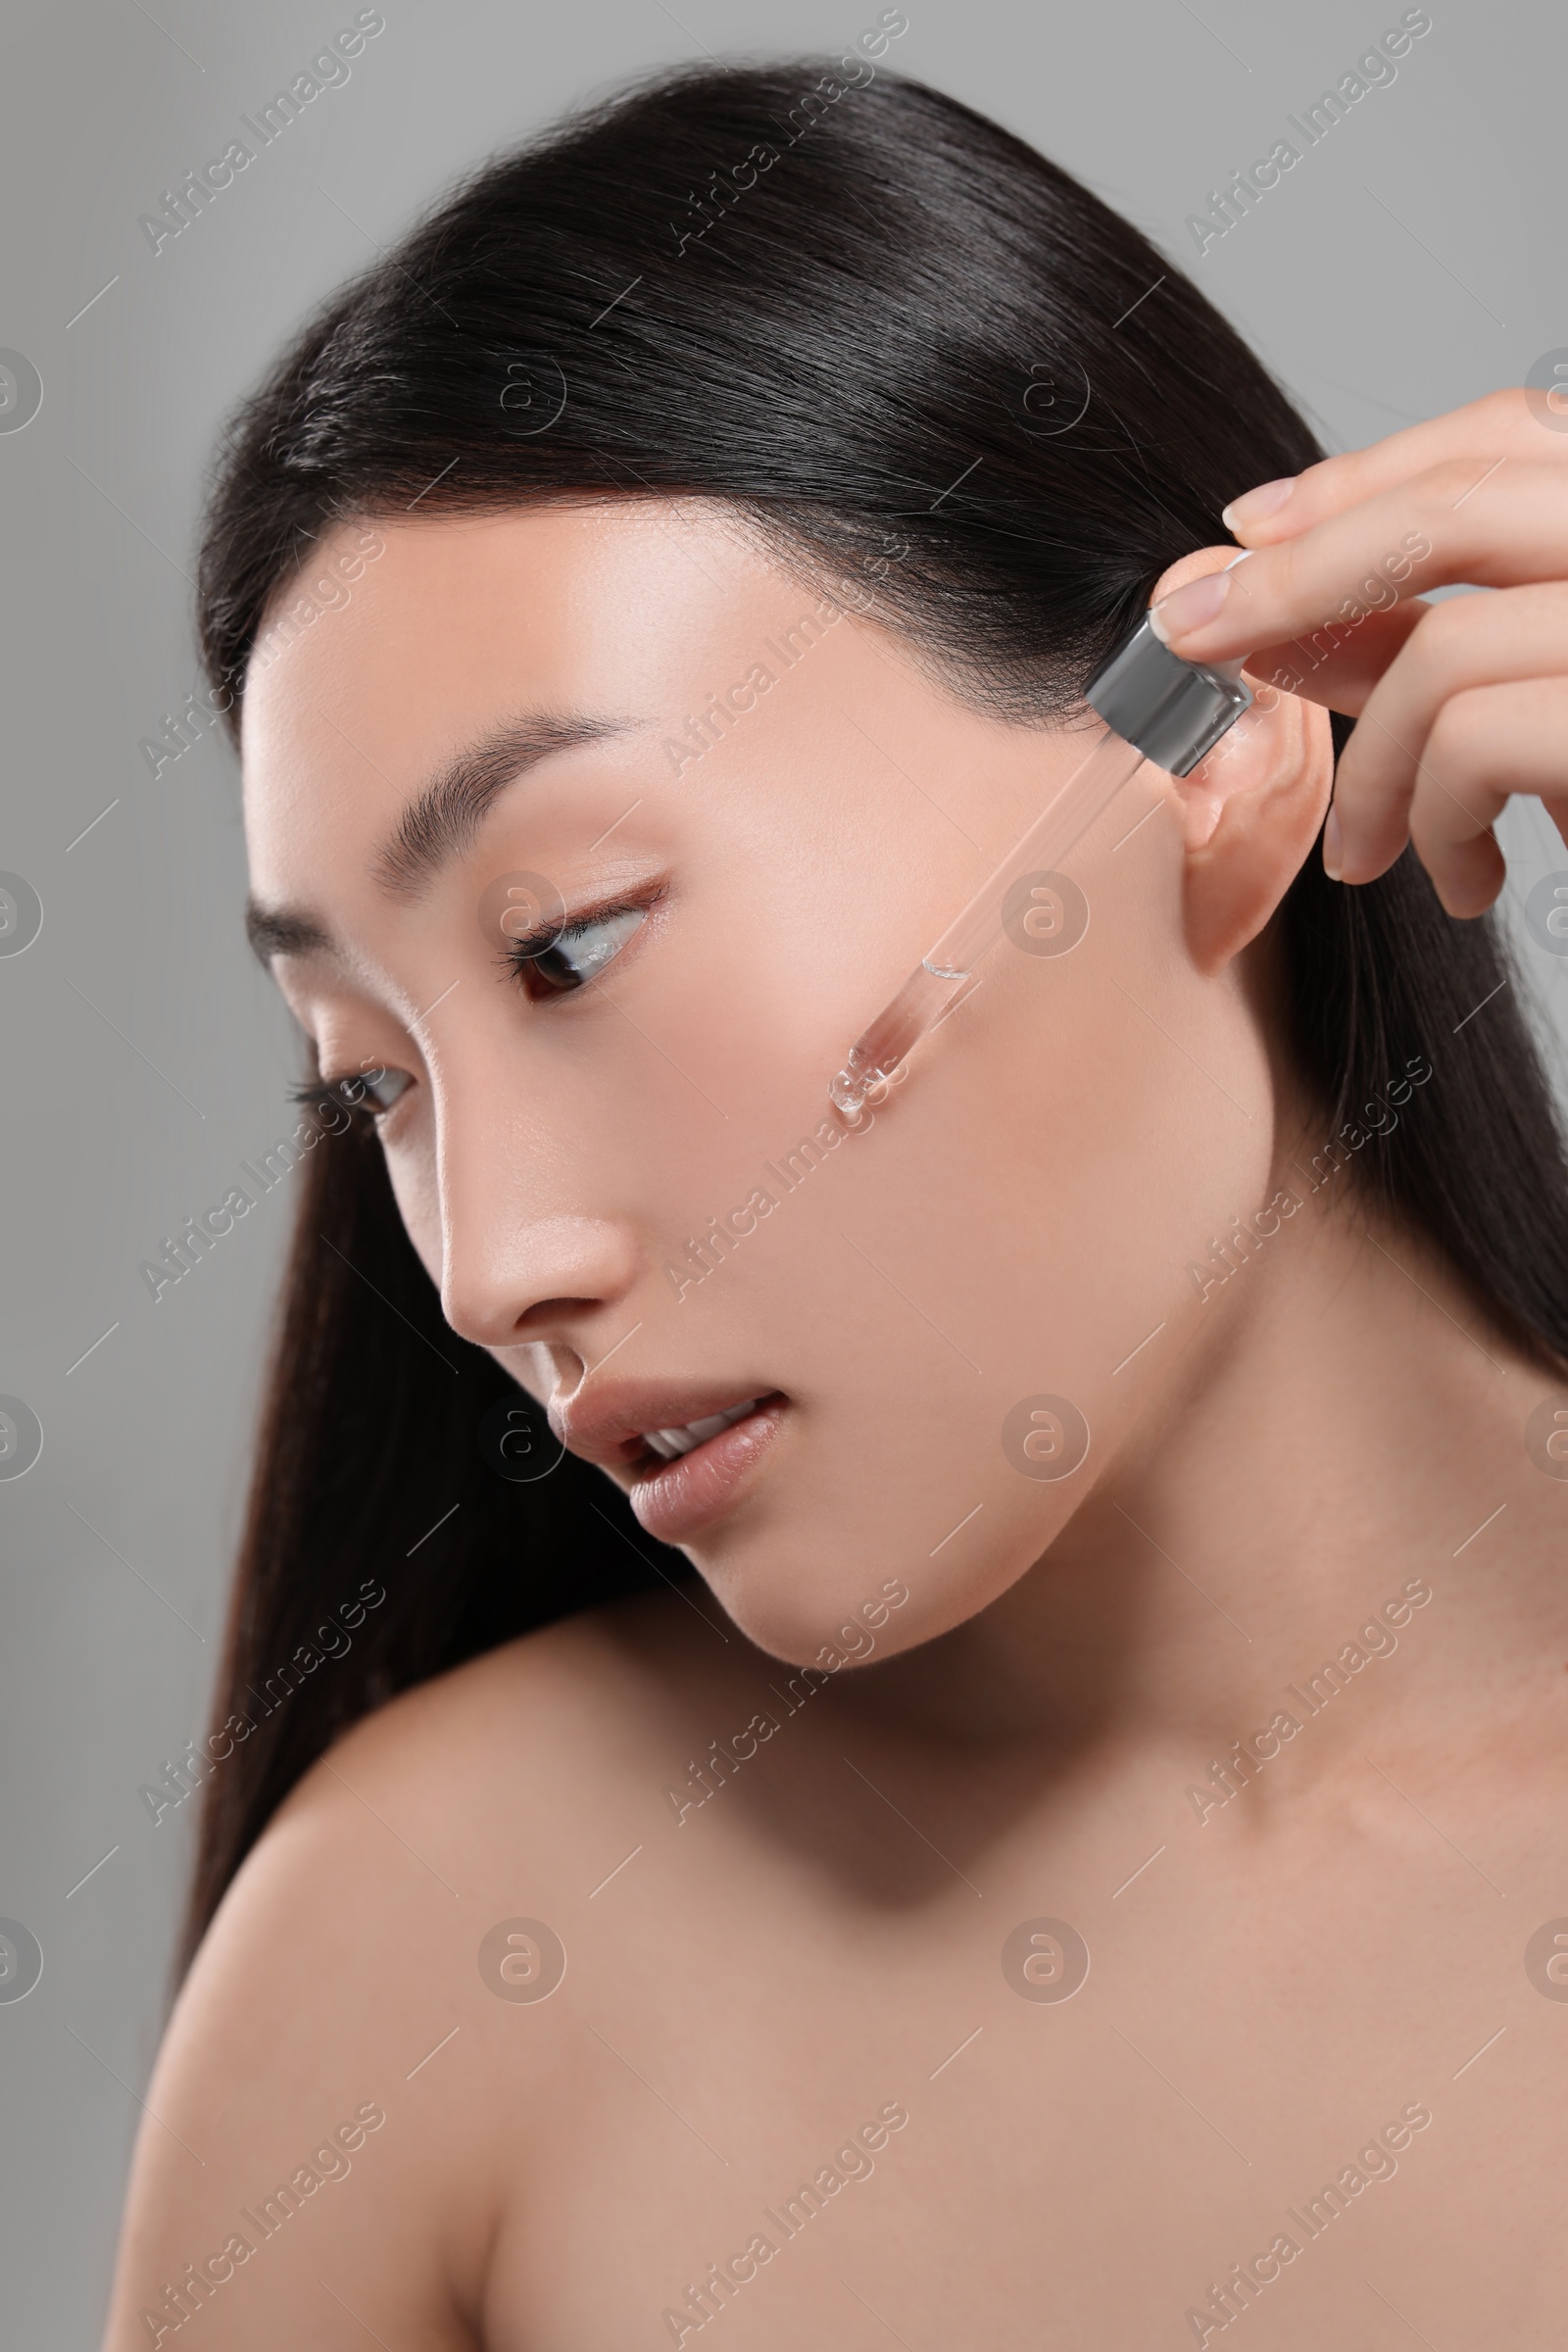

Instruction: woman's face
[243,499,1284,1665]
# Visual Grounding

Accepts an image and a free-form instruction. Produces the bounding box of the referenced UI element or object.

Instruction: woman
[106,56,1568,2349]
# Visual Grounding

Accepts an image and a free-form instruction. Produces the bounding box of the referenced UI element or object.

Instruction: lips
[630,1396,787,1543]
[552,1382,788,1543]
[642,1398,763,1459]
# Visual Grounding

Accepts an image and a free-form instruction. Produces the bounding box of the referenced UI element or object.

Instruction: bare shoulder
[334,1582,725,1768]
[303,1581,759,1858]
[102,1590,751,2349]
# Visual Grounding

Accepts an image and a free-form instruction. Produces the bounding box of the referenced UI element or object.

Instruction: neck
[867,1160,1565,1807]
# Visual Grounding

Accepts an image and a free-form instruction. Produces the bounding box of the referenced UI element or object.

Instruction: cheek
[690,814,1278,1662]
[383,1132,444,1289]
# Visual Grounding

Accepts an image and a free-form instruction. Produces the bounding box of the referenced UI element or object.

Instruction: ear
[1151,547,1335,977]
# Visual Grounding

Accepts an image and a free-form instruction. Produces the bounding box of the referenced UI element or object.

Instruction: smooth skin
[106,393,1568,2349]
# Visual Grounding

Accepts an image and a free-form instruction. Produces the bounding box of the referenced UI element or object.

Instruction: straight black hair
[182,57,1568,1972]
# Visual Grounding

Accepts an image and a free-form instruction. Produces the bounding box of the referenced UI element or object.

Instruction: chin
[690,1510,1025,1674]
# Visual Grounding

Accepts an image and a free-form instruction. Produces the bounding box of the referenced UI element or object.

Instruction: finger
[1151,460,1568,668]
[1329,583,1568,880]
[1223,387,1568,545]
[1397,678,1568,916]
[1243,599,1429,719]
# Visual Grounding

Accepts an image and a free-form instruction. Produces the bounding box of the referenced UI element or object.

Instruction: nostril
[514,1296,605,1340]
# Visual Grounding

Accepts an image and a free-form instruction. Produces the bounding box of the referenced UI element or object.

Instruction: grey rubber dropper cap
[1084,612,1253,778]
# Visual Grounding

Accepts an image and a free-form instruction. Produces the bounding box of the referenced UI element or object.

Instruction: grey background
[2,0,1565,2335]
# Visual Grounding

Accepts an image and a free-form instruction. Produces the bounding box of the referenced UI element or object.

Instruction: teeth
[641,1398,761,1460]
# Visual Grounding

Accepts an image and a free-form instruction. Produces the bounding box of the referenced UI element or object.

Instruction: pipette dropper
[828,612,1254,1120]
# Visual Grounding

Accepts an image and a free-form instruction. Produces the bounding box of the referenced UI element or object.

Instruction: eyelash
[289,1068,408,1121]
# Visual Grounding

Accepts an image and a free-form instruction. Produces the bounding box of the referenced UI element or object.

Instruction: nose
[434,1101,644,1354]
[442,1209,644,1351]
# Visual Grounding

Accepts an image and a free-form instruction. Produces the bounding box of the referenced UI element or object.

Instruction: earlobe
[1147,547,1335,977]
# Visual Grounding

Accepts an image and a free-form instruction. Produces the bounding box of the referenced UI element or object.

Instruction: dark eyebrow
[244,900,335,964]
[370,710,639,899]
[243,710,640,966]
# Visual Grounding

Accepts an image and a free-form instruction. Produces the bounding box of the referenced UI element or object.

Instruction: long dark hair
[182,59,1568,1972]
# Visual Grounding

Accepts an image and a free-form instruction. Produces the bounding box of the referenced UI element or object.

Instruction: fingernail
[1220,475,1297,533]
[1322,804,1344,882]
[1150,570,1229,645]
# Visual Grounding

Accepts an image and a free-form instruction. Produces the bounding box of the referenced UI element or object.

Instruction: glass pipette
[828,612,1254,1119]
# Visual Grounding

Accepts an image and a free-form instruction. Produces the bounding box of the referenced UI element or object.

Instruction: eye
[507,904,649,999]
[296,1066,414,1119]
[346,1066,414,1113]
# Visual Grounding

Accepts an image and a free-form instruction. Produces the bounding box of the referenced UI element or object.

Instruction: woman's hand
[1148,387,1568,918]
